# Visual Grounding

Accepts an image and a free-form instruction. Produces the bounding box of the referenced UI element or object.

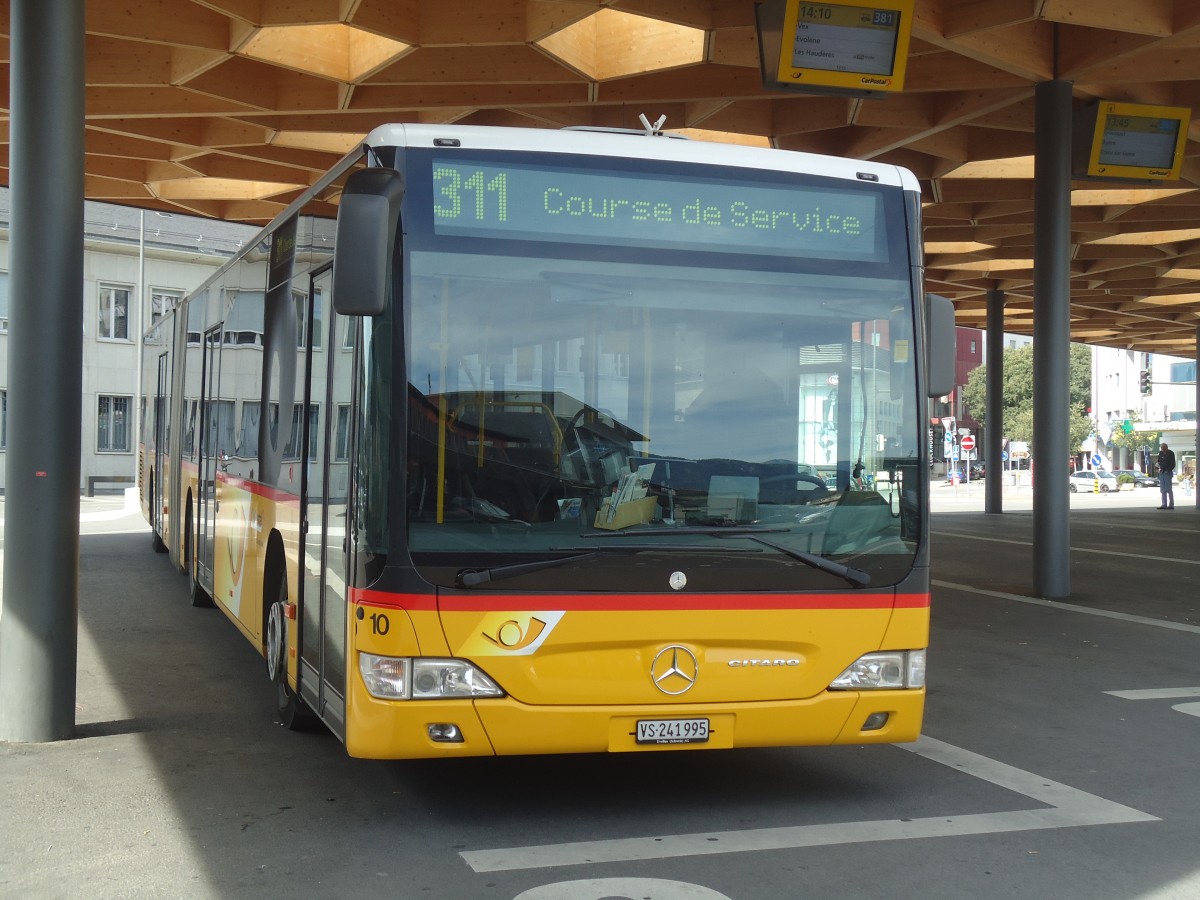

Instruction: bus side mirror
[925,293,956,399]
[332,167,405,317]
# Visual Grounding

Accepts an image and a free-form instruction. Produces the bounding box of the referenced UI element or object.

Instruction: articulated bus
[139,123,954,759]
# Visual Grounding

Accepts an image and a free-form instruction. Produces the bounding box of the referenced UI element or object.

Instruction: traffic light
[1139,370,1151,394]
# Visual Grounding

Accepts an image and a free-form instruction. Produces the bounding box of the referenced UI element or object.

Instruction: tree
[1107,413,1160,466]
[960,343,1093,455]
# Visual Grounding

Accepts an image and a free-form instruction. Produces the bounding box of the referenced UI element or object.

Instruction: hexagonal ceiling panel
[2,0,1200,354]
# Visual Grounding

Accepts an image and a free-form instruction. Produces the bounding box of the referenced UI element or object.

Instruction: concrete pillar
[0,0,85,742]
[1032,80,1072,600]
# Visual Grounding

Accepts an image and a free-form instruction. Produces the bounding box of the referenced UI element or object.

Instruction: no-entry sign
[960,435,976,452]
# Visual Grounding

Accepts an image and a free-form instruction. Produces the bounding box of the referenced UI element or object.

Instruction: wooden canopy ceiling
[3,0,1200,356]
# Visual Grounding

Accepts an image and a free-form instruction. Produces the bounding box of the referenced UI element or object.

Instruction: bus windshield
[403,149,922,591]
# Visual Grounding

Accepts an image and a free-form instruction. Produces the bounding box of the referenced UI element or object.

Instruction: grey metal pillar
[985,288,1005,514]
[1032,80,1073,600]
[0,0,85,741]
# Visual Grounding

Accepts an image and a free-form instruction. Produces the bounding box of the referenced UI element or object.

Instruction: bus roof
[363,123,919,192]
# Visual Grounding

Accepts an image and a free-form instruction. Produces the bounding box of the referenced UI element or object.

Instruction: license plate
[635,718,710,745]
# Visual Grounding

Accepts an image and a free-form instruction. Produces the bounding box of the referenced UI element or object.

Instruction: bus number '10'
[434,167,509,223]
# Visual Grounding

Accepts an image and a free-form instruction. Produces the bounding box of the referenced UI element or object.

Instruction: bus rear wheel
[184,501,214,608]
[267,580,316,731]
[149,474,167,553]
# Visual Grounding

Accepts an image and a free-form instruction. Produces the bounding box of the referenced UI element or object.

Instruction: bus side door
[299,267,350,736]
[195,324,223,595]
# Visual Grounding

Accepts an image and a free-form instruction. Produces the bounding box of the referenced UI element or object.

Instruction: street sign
[1091,453,1102,467]
[960,435,976,452]
[1001,450,1009,461]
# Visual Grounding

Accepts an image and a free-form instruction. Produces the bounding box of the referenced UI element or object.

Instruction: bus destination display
[431,159,885,262]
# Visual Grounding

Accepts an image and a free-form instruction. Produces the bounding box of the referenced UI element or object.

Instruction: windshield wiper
[454,531,867,589]
[595,525,868,588]
[454,542,760,588]
[587,525,790,537]
[726,534,870,588]
[456,551,598,588]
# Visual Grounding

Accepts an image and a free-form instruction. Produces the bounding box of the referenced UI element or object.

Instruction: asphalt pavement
[1,485,1198,900]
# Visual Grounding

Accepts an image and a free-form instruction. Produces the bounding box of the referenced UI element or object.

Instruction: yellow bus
[139,123,953,758]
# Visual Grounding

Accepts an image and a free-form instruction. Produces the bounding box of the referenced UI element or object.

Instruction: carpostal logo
[468,611,565,656]
[861,76,893,87]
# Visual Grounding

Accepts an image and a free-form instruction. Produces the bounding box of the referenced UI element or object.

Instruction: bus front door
[299,269,350,736]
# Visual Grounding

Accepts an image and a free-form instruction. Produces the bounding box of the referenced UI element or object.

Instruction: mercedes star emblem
[650,645,699,695]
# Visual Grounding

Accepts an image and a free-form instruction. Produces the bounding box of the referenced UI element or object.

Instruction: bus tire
[266,576,317,731]
[149,474,168,553]
[184,496,214,608]
[190,575,214,608]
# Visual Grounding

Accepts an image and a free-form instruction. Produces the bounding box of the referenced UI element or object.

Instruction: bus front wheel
[267,579,316,731]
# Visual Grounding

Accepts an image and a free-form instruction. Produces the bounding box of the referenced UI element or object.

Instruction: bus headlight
[829,650,926,690]
[358,654,505,700]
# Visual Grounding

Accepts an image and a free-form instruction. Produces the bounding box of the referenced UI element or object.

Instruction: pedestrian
[1156,442,1176,509]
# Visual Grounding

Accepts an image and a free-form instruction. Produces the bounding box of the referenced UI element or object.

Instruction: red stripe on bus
[216,472,300,504]
[351,589,438,611]
[349,588,928,612]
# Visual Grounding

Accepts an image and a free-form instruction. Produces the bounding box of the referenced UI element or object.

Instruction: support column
[0,0,85,741]
[1032,80,1073,600]
[985,288,1005,514]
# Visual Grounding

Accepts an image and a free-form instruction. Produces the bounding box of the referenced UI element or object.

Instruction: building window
[335,404,351,460]
[98,395,131,452]
[98,283,132,341]
[150,289,182,328]
[274,402,319,461]
[294,289,323,350]
[1170,360,1196,383]
[0,390,7,449]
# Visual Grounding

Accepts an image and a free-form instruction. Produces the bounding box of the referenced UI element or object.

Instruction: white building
[1091,345,1196,473]
[0,191,258,493]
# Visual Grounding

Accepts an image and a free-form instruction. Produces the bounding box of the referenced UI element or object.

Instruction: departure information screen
[430,158,888,262]
[1098,113,1180,170]
[789,3,900,76]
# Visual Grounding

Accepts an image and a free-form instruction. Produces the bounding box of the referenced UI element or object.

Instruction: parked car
[1112,469,1157,488]
[1068,470,1119,493]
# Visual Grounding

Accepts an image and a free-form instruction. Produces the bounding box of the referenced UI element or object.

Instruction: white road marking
[514,879,732,900]
[459,735,1157,873]
[931,530,1199,565]
[932,579,1200,635]
[1104,688,1200,701]
[1103,688,1200,721]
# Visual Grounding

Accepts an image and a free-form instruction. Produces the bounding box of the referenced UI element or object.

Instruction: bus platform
[0,492,1197,898]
